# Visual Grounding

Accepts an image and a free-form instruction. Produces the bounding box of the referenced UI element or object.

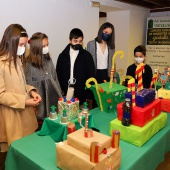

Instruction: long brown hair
[96,22,115,49]
[0,24,28,72]
[27,32,50,68]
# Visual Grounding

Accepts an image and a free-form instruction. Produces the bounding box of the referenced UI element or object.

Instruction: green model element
[83,102,88,109]
[50,105,56,114]
[50,105,57,120]
[62,109,67,117]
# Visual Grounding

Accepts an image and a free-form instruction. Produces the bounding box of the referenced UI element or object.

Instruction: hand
[30,90,42,102]
[25,98,40,107]
[113,78,117,83]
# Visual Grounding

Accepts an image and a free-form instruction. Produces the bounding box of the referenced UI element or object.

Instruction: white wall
[98,0,150,77]
[0,0,168,77]
[0,0,99,65]
[107,10,130,77]
[99,17,107,27]
[128,9,150,65]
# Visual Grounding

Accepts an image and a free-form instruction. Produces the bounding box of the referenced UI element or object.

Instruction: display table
[5,108,170,170]
[36,114,94,142]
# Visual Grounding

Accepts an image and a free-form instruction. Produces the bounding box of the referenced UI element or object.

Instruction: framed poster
[146,16,170,73]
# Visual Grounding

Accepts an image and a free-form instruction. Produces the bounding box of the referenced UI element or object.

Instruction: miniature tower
[83,102,89,135]
[61,109,69,124]
[50,105,57,120]
[79,102,93,138]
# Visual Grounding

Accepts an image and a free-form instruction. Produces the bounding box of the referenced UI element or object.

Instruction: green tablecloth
[154,81,162,90]
[36,114,94,142]
[5,108,170,170]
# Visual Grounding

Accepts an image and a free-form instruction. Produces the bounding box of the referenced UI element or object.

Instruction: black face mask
[71,44,82,50]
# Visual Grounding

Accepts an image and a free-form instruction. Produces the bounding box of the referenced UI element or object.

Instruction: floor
[156,151,170,170]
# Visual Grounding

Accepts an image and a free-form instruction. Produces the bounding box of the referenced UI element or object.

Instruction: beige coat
[0,55,38,146]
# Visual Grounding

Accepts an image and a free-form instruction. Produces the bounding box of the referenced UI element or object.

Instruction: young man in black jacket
[56,28,95,106]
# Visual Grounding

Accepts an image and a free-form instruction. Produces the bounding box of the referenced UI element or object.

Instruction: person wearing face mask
[87,22,120,84]
[126,45,153,88]
[0,24,41,169]
[25,32,62,127]
[56,28,95,106]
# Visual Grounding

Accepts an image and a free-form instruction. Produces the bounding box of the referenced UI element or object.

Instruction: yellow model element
[86,77,103,111]
[109,51,124,88]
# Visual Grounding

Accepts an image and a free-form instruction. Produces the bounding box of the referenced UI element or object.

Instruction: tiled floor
[156,151,170,170]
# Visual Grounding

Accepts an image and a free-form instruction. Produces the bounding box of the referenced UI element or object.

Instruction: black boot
[0,152,7,170]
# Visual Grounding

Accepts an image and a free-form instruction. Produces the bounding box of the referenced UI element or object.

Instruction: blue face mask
[102,33,111,41]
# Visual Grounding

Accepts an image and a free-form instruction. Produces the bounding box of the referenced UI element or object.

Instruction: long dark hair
[27,32,50,68]
[96,22,115,49]
[0,24,28,72]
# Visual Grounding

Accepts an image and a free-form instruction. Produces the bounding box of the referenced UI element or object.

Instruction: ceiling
[114,0,170,12]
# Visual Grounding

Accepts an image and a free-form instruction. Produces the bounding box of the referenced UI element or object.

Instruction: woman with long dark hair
[87,22,119,84]
[0,24,41,169]
[26,32,62,124]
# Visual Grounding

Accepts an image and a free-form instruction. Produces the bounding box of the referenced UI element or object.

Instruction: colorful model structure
[110,64,167,147]
[58,96,79,120]
[86,51,126,113]
[56,128,121,170]
[157,67,170,112]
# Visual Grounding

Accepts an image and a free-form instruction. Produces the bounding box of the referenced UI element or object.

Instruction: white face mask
[135,57,144,64]
[43,46,49,55]
[17,46,25,56]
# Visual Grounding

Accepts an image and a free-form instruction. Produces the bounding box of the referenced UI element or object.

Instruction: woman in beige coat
[0,24,41,170]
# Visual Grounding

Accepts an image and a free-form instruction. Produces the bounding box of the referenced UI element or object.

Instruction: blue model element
[71,97,75,102]
[125,88,155,108]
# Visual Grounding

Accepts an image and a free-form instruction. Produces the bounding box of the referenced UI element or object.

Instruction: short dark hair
[134,45,146,56]
[69,28,84,40]
[96,22,115,49]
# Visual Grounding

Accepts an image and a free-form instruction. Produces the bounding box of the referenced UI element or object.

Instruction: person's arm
[108,48,115,78]
[25,63,33,85]
[87,41,96,72]
[50,59,57,81]
[86,52,95,79]
[86,41,91,53]
[29,90,41,102]
[50,59,62,95]
[0,67,25,109]
[56,55,64,93]
[85,52,96,100]
[126,66,131,76]
[124,66,132,86]
[25,63,41,99]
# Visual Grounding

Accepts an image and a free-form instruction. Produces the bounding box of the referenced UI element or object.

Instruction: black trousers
[96,69,109,84]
